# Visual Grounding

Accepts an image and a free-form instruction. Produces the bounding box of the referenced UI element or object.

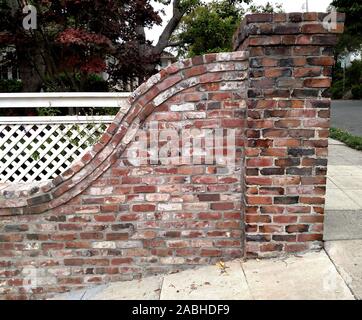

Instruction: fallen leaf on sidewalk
[216,260,229,275]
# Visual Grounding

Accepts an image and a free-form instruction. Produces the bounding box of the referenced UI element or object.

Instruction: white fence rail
[0,93,131,183]
[0,92,130,108]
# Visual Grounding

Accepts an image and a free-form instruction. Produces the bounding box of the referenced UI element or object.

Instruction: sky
[145,0,333,44]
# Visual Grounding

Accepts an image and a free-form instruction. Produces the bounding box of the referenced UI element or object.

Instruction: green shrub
[0,79,23,92]
[331,59,362,99]
[330,79,345,99]
[84,74,109,92]
[351,84,362,99]
[43,73,109,92]
[347,60,362,87]
[36,107,61,116]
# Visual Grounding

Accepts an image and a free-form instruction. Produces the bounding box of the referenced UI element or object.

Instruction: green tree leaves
[331,0,362,54]
[174,0,282,58]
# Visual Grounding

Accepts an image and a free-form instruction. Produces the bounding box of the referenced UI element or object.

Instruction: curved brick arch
[0,51,248,216]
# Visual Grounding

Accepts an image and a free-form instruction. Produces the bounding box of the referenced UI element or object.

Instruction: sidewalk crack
[158,276,165,300]
[323,247,357,300]
[239,260,255,300]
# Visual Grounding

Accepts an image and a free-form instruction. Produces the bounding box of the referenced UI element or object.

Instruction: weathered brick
[294,67,321,77]
[197,194,220,202]
[286,224,310,233]
[274,196,299,205]
[307,56,335,66]
[0,12,344,300]
[304,78,332,88]
[210,203,234,211]
[132,204,156,212]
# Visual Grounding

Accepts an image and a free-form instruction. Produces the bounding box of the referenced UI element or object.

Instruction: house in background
[104,51,177,92]
[157,51,177,70]
[340,51,362,69]
[0,47,19,81]
[1,47,176,92]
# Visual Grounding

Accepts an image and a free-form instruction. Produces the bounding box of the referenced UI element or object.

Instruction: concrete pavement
[325,240,362,300]
[51,251,355,300]
[324,139,362,240]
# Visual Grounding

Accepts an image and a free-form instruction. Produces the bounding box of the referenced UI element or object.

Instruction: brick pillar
[233,12,345,257]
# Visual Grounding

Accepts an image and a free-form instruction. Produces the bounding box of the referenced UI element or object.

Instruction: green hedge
[351,84,362,99]
[0,79,23,92]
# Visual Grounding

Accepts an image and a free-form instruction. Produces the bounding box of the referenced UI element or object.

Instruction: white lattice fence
[0,116,114,183]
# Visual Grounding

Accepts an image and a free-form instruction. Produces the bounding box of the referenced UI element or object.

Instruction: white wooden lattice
[0,116,114,183]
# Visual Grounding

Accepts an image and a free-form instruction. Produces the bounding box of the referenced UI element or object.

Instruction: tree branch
[166,40,184,47]
[153,0,185,55]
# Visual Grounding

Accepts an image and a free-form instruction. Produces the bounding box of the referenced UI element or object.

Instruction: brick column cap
[233,12,346,50]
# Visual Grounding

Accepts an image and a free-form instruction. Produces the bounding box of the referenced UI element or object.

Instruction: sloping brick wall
[0,12,344,299]
[0,51,249,299]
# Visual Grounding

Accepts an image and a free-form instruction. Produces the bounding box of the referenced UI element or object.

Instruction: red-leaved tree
[0,0,197,91]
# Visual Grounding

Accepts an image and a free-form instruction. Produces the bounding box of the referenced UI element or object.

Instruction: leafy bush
[331,59,362,99]
[36,107,61,116]
[83,74,109,92]
[43,73,108,92]
[0,79,23,92]
[351,84,362,99]
[330,79,345,99]
[347,60,362,85]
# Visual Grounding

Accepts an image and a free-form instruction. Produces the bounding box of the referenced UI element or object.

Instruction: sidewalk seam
[158,276,165,300]
[239,260,255,300]
[80,290,87,301]
[323,247,357,300]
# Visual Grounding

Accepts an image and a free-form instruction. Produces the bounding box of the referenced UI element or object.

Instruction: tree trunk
[16,45,45,92]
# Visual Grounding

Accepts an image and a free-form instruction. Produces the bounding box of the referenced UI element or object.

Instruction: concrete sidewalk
[325,240,362,300]
[325,139,362,240]
[51,249,357,300]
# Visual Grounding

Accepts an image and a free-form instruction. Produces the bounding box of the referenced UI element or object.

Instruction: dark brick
[272,234,297,242]
[198,194,220,201]
[288,148,315,157]
[4,225,29,232]
[246,14,273,23]
[27,193,52,206]
[274,24,300,34]
[292,89,320,98]
[274,196,299,204]
[260,168,285,175]
[246,235,271,242]
[288,13,303,22]
[308,100,330,109]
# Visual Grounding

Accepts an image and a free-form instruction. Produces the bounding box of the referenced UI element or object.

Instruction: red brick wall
[0,13,344,299]
[233,12,345,257]
[0,52,248,299]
